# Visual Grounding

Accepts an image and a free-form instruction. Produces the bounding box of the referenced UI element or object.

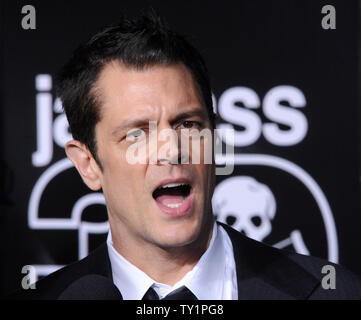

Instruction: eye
[125,129,145,142]
[180,121,200,129]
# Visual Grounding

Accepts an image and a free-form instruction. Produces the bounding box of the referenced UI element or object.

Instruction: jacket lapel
[218,222,320,299]
[84,242,113,280]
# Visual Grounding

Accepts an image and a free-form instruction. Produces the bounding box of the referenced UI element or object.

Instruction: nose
[156,127,183,165]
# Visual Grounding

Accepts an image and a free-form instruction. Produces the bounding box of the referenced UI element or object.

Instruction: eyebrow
[111,109,208,137]
[111,117,151,137]
[170,109,208,125]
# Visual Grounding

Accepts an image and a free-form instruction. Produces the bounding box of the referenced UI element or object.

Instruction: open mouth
[152,183,192,209]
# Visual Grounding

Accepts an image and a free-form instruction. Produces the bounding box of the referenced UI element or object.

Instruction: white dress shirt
[107,221,238,300]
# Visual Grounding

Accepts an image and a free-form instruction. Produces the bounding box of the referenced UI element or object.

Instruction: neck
[109,217,214,286]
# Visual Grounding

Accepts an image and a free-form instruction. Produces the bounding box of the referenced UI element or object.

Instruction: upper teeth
[166,203,183,208]
[160,183,186,189]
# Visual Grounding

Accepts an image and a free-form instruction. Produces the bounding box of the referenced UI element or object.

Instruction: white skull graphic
[212,176,276,242]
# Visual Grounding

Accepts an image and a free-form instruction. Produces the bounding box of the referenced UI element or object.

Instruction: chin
[156,222,201,248]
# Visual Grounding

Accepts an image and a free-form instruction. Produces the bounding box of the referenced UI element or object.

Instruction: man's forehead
[95,60,205,118]
[96,60,197,96]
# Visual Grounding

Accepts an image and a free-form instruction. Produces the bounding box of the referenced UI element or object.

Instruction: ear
[65,140,102,191]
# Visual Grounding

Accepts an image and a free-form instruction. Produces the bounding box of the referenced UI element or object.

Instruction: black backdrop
[1,0,360,296]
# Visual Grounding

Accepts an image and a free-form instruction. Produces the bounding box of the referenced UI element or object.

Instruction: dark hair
[56,9,214,167]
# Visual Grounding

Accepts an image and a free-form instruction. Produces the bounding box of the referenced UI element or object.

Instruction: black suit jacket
[8,222,361,299]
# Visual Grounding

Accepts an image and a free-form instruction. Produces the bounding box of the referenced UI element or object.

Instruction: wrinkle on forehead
[94,60,205,120]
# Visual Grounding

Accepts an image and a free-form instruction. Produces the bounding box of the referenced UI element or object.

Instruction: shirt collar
[180,222,227,300]
[107,233,155,300]
[107,221,227,300]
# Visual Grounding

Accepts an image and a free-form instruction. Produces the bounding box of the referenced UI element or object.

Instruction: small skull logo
[212,176,276,242]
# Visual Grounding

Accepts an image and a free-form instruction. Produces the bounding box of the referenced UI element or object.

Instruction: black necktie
[142,286,198,300]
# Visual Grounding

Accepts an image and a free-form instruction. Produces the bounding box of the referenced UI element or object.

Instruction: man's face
[94,62,215,249]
